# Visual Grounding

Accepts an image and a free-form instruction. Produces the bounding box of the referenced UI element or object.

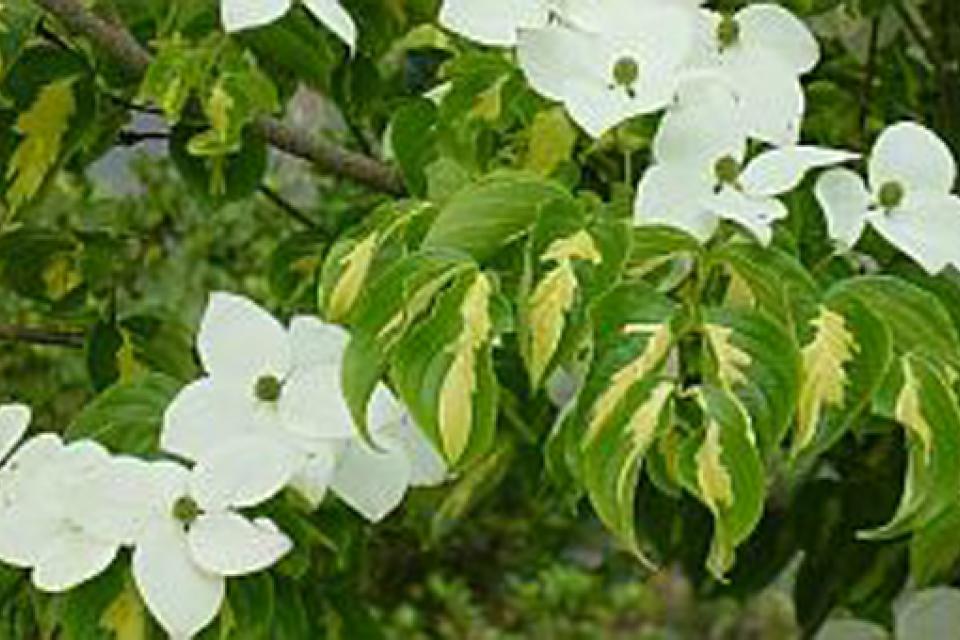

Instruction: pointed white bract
[221,0,356,50]
[816,122,960,274]
[439,0,554,46]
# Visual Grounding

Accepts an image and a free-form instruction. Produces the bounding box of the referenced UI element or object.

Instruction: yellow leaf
[541,230,602,265]
[586,323,672,442]
[524,107,577,176]
[6,77,76,210]
[42,254,81,300]
[100,579,148,640]
[696,419,733,515]
[704,324,751,389]
[207,83,235,139]
[795,307,858,454]
[438,274,493,463]
[470,77,505,121]
[897,358,934,464]
[527,262,577,387]
[327,232,380,322]
[117,330,145,382]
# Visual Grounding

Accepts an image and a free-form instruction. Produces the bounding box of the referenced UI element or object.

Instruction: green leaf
[422,172,574,262]
[0,227,82,303]
[67,373,181,456]
[170,124,267,205]
[390,271,498,467]
[524,107,577,176]
[582,378,674,558]
[827,276,960,367]
[861,356,960,540]
[910,505,960,587]
[390,98,438,197]
[710,242,820,328]
[678,386,766,581]
[702,307,801,454]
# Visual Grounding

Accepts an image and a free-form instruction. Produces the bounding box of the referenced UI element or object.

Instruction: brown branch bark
[32,0,405,195]
[0,324,85,348]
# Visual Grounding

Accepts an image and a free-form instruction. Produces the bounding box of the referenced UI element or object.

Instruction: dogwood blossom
[77,454,292,638]
[517,0,695,137]
[637,141,856,245]
[221,0,356,50]
[686,4,819,145]
[0,405,124,593]
[816,122,960,273]
[163,293,447,520]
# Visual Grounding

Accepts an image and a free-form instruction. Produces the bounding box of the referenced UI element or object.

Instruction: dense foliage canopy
[2,0,960,638]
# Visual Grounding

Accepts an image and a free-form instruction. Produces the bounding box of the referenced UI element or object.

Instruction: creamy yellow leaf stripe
[438,273,493,463]
[795,307,858,454]
[703,324,751,389]
[527,230,601,386]
[897,358,934,464]
[328,232,380,321]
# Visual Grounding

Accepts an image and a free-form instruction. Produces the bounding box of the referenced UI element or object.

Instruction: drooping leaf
[702,307,801,453]
[861,356,960,540]
[678,386,766,581]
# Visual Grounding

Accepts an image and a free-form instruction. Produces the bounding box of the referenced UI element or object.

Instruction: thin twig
[257,185,320,229]
[31,0,405,195]
[0,324,85,348]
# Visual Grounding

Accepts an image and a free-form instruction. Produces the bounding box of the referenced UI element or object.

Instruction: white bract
[517,0,695,138]
[0,405,124,593]
[816,122,960,274]
[687,3,819,145]
[330,387,448,522]
[162,292,447,521]
[221,0,356,50]
[439,0,555,46]
[79,455,292,638]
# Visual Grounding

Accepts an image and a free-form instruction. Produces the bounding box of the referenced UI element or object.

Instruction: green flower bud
[612,56,640,97]
[877,181,905,210]
[173,496,201,524]
[717,16,740,50]
[714,155,741,185]
[254,374,283,402]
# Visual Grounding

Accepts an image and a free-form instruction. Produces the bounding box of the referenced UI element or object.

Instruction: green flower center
[612,56,640,96]
[877,181,905,210]
[717,16,741,50]
[714,155,741,185]
[172,496,201,524]
[254,374,283,402]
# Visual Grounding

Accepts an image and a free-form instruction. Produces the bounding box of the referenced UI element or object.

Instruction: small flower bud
[877,181,905,210]
[173,496,201,524]
[714,155,741,185]
[612,56,640,97]
[254,375,283,402]
[717,16,740,50]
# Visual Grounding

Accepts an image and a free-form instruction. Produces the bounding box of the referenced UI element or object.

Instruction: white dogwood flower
[329,387,447,522]
[0,407,126,593]
[686,4,819,145]
[637,142,856,245]
[162,292,357,500]
[517,0,695,137]
[221,0,356,50]
[77,454,292,638]
[816,122,960,273]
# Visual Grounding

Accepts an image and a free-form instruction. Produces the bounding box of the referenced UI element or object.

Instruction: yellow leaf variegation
[704,324,751,389]
[586,323,672,442]
[6,77,76,210]
[100,578,148,639]
[897,358,934,464]
[795,308,858,455]
[327,232,380,322]
[618,382,674,498]
[526,230,601,386]
[697,420,733,515]
[438,274,493,464]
